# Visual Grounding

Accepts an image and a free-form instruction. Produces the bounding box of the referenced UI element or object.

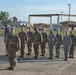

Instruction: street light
[61,11,63,22]
[68,4,71,21]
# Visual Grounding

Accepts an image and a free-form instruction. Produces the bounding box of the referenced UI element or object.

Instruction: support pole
[28,16,30,27]
[57,15,60,30]
[50,16,52,30]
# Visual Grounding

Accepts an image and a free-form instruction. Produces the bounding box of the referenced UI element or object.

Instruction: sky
[0,0,76,23]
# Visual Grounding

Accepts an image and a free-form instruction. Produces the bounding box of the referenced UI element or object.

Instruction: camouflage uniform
[27,31,33,55]
[18,31,27,57]
[55,34,62,57]
[69,33,76,58]
[33,30,41,58]
[48,31,55,59]
[7,34,20,70]
[63,32,72,61]
[40,32,47,56]
[4,28,11,56]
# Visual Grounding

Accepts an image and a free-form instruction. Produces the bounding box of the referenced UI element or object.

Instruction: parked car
[53,25,61,30]
[0,25,15,29]
[37,27,43,30]
[0,26,5,29]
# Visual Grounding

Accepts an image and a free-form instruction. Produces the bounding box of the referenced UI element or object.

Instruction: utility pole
[68,4,71,21]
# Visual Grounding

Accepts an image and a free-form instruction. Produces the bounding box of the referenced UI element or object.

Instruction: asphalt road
[0,37,76,75]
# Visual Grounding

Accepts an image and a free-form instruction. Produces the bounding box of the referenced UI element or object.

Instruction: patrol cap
[34,27,38,31]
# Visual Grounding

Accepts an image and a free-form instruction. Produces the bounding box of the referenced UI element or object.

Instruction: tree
[12,16,17,22]
[12,16,18,26]
[0,11,9,23]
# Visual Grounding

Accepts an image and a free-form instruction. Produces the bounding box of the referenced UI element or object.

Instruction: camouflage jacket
[33,32,41,44]
[27,31,33,43]
[69,34,76,46]
[7,34,20,51]
[18,31,27,44]
[55,34,62,45]
[41,32,47,44]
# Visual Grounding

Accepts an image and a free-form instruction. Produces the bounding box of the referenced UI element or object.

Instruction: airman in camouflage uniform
[55,30,62,57]
[4,27,11,56]
[18,27,27,57]
[6,28,20,70]
[69,31,76,58]
[63,32,72,61]
[33,28,41,59]
[26,27,33,55]
[40,28,47,56]
[48,30,56,59]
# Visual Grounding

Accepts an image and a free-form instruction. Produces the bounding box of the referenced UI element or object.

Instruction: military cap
[34,27,38,31]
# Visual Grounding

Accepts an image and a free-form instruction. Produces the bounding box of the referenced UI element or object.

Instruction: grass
[0,27,76,37]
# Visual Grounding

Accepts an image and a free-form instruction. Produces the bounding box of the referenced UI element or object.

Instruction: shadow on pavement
[0,55,8,61]
[0,55,64,63]
[18,56,64,63]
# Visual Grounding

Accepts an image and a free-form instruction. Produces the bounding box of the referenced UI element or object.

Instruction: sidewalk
[0,37,76,75]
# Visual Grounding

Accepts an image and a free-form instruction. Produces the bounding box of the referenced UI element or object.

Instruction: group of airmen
[4,25,76,70]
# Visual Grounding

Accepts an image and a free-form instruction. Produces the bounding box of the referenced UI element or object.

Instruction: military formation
[4,26,76,70]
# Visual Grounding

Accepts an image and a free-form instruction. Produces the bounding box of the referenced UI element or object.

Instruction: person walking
[6,28,20,70]
[63,32,72,61]
[18,27,27,57]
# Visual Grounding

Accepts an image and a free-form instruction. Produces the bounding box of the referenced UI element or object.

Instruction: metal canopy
[29,14,76,17]
[28,14,76,30]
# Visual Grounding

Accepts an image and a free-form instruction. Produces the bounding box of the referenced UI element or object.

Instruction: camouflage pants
[49,44,54,58]
[63,45,69,60]
[33,43,39,57]
[27,42,32,54]
[8,50,18,68]
[41,43,46,55]
[69,45,74,57]
[55,44,60,56]
[5,43,8,55]
[21,43,25,56]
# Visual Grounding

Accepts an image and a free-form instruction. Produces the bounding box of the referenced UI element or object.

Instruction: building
[60,21,76,31]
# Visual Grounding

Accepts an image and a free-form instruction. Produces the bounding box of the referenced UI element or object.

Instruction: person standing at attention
[55,30,62,57]
[18,27,27,57]
[48,30,56,59]
[63,32,72,61]
[26,27,33,55]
